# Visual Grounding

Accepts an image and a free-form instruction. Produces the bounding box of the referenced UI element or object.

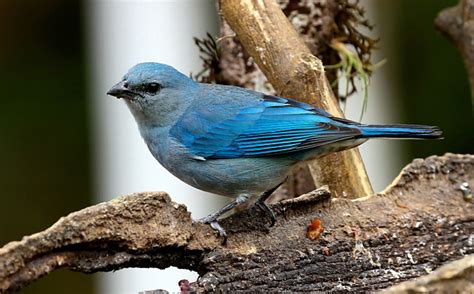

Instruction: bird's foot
[253,179,286,227]
[194,195,251,244]
[255,201,276,227]
[196,215,228,244]
[209,221,227,243]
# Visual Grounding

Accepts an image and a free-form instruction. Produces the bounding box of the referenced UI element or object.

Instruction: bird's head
[107,62,197,127]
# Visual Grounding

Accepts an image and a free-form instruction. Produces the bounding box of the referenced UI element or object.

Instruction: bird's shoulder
[189,83,333,117]
[191,83,264,110]
[169,84,264,148]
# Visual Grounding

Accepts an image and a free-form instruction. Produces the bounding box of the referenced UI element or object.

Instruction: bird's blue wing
[170,95,361,159]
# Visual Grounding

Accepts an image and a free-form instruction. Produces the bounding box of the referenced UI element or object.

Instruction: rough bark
[380,255,474,293]
[1,153,473,293]
[219,0,374,199]
[435,0,474,99]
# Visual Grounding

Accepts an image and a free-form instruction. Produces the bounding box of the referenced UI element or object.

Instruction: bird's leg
[254,179,286,227]
[196,194,250,240]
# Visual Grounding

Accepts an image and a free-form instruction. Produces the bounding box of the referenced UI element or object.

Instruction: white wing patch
[191,155,206,161]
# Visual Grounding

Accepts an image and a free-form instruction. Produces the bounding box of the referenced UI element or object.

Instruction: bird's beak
[107,80,135,99]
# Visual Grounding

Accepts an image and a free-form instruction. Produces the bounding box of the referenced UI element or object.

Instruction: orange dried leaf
[307,218,324,240]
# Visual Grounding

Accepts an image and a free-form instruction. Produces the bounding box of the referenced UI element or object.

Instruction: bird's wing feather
[170,94,361,159]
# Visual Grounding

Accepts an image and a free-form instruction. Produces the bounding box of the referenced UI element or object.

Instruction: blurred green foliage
[0,0,93,293]
[386,0,473,160]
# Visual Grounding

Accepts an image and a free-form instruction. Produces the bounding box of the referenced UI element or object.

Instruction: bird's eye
[144,82,161,94]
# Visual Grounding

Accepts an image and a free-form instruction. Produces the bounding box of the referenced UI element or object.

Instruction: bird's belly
[144,136,297,197]
[147,137,366,198]
[164,155,294,198]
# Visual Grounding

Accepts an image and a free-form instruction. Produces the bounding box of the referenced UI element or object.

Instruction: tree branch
[218,0,373,199]
[435,0,474,99]
[380,255,474,293]
[1,153,472,293]
[0,192,217,292]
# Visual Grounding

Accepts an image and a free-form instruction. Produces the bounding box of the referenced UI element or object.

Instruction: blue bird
[107,62,442,237]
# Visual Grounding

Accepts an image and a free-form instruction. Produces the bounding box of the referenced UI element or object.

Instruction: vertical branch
[219,0,373,198]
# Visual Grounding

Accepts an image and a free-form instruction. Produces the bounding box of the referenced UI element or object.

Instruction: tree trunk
[219,0,374,199]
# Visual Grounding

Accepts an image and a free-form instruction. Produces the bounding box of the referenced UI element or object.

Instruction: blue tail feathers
[360,124,443,139]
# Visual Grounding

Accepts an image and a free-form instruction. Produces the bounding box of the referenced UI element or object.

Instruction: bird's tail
[359,124,443,139]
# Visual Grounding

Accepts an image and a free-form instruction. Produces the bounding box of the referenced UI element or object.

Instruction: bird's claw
[253,179,284,228]
[195,216,228,244]
[210,221,228,244]
[256,201,276,227]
